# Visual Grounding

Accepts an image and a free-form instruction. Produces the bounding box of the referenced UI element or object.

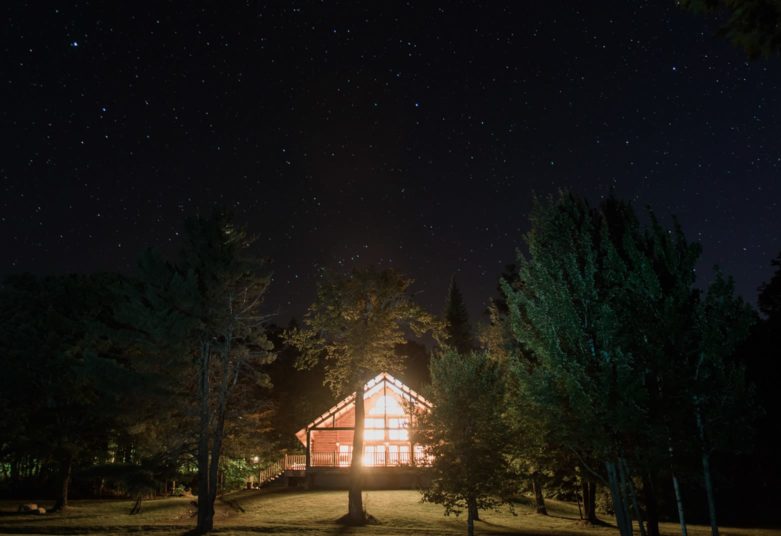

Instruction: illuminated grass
[0,489,775,535]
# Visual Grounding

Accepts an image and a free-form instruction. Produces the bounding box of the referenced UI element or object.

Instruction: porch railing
[257,454,307,486]
[258,450,430,485]
[310,450,431,467]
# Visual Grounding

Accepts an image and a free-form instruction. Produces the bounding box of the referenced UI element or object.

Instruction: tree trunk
[671,472,687,536]
[620,457,646,536]
[196,342,214,534]
[129,495,143,515]
[606,460,632,536]
[468,495,481,521]
[582,478,598,523]
[700,450,718,536]
[206,345,233,529]
[52,457,72,511]
[642,473,660,536]
[348,389,365,524]
[532,474,547,515]
[695,406,719,536]
[467,496,475,536]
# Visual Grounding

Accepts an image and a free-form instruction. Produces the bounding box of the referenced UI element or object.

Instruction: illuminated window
[388,417,409,440]
[363,445,385,466]
[364,418,384,440]
[367,394,405,416]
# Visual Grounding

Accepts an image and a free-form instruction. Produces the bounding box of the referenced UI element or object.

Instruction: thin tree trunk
[129,495,142,515]
[468,495,481,521]
[532,474,547,515]
[671,472,687,536]
[606,460,632,536]
[620,457,646,536]
[196,342,214,534]
[700,450,718,536]
[348,389,365,524]
[695,406,719,536]
[642,473,660,536]
[467,496,475,536]
[10,458,19,483]
[577,487,583,520]
[667,438,688,536]
[207,338,234,524]
[52,457,72,511]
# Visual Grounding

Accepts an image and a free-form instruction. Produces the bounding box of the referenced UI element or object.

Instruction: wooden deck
[256,451,431,487]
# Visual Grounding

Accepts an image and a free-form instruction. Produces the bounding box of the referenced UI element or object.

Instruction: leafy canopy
[287,267,439,395]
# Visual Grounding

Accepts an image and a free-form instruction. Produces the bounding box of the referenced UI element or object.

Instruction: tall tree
[287,267,438,524]
[692,272,757,536]
[0,273,133,510]
[601,200,703,536]
[442,276,481,521]
[416,349,516,536]
[758,251,781,322]
[115,211,275,533]
[443,276,476,354]
[502,193,649,536]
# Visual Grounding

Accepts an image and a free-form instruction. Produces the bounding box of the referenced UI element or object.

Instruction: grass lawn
[0,489,777,536]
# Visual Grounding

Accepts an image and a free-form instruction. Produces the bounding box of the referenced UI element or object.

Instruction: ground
[0,489,777,536]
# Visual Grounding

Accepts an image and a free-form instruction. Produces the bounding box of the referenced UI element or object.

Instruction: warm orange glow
[367,394,404,416]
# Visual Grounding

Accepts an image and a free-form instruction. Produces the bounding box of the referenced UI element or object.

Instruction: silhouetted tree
[116,211,275,534]
[0,273,133,510]
[680,0,781,58]
[287,267,439,525]
[443,276,476,354]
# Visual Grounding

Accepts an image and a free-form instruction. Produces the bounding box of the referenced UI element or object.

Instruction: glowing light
[368,395,404,416]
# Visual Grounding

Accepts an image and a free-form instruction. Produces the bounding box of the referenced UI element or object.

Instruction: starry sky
[2,1,780,323]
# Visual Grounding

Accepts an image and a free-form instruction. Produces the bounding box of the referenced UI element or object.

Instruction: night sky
[3,1,780,323]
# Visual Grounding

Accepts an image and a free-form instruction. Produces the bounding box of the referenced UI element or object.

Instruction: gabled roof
[295,372,431,445]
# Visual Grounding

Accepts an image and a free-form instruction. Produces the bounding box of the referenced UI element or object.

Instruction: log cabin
[257,372,432,489]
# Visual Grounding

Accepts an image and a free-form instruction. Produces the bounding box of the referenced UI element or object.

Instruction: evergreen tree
[0,273,134,510]
[115,211,275,533]
[502,192,649,536]
[679,0,781,58]
[287,266,439,525]
[416,349,515,536]
[758,251,781,323]
[443,276,476,354]
[692,272,757,536]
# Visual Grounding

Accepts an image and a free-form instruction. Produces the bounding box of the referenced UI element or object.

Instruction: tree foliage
[680,0,781,58]
[287,266,439,524]
[443,276,476,354]
[416,349,516,536]
[500,192,757,536]
[115,210,275,533]
[0,273,138,508]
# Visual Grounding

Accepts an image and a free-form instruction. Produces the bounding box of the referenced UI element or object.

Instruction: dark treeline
[0,195,779,535]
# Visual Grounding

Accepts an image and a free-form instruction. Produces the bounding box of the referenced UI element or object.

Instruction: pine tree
[443,276,475,354]
[0,273,134,511]
[758,251,781,323]
[692,272,757,536]
[114,210,275,533]
[502,192,646,536]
